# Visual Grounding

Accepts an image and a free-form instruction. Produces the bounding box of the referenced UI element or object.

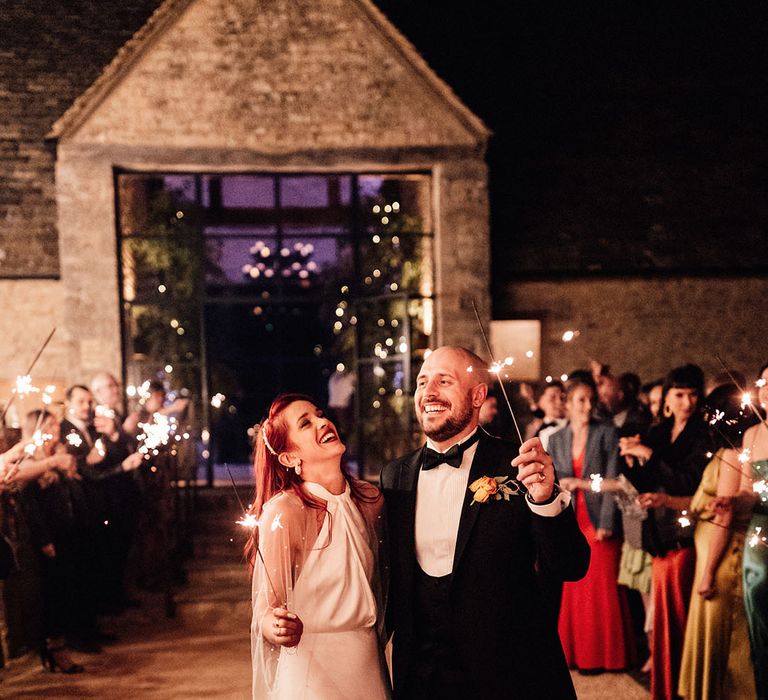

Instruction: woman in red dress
[548,375,636,672]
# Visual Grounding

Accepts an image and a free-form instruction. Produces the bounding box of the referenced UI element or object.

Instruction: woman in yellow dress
[678,383,758,699]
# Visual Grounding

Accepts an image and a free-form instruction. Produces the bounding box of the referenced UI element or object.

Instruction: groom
[381,346,590,699]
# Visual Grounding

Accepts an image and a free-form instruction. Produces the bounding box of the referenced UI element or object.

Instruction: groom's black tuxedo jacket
[381,431,590,699]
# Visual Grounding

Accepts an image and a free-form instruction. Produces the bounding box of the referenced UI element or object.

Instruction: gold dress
[678,451,756,700]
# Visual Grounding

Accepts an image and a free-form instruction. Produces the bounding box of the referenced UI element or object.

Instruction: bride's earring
[294,460,302,476]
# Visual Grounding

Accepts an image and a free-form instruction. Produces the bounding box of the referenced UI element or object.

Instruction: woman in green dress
[743,362,768,700]
[678,383,759,699]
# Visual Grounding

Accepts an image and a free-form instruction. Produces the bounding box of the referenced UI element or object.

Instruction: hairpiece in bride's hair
[260,420,277,456]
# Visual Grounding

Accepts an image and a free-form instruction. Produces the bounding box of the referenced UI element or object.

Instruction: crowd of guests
[0,373,186,676]
[488,360,768,700]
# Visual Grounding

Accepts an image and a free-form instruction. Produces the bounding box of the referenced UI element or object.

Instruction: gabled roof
[49,0,489,142]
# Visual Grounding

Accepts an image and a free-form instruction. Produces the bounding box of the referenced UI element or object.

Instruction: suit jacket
[380,431,590,699]
[547,420,621,532]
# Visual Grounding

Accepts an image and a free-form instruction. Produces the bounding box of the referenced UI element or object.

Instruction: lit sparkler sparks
[95,404,116,419]
[753,480,768,502]
[678,510,692,528]
[738,448,751,465]
[94,438,106,457]
[709,410,725,426]
[748,526,766,549]
[236,513,258,528]
[42,384,56,405]
[488,357,514,375]
[136,413,177,455]
[741,392,753,409]
[757,378,767,389]
[24,430,53,455]
[470,299,524,445]
[65,432,83,448]
[13,374,40,398]
[589,473,604,493]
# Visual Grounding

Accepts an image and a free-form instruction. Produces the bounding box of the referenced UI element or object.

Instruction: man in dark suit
[61,385,142,627]
[380,346,590,699]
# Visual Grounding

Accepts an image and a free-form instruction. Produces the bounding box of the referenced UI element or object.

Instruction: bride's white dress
[252,481,390,699]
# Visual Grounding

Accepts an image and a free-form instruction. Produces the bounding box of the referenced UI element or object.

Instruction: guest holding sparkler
[678,383,759,699]
[23,410,87,673]
[247,393,389,699]
[90,372,143,613]
[742,361,768,700]
[60,384,141,643]
[620,364,710,700]
[549,374,636,673]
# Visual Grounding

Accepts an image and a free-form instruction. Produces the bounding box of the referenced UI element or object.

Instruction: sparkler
[65,432,83,448]
[0,327,56,423]
[471,300,524,444]
[715,354,768,431]
[589,473,604,493]
[748,526,767,549]
[136,413,177,455]
[224,463,284,605]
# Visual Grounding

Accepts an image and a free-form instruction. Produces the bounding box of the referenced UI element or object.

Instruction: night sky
[374,1,768,310]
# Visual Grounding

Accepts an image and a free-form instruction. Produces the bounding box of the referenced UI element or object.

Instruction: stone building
[0,0,490,477]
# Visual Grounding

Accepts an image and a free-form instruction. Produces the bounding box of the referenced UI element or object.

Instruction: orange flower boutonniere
[469,475,522,505]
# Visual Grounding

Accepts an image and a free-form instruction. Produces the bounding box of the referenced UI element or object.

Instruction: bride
[247,393,390,699]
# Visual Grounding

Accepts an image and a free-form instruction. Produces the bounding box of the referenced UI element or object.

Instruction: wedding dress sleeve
[251,491,317,698]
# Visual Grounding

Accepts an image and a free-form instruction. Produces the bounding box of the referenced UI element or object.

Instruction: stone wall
[0,0,489,383]
[71,0,480,151]
[0,0,163,278]
[499,276,768,384]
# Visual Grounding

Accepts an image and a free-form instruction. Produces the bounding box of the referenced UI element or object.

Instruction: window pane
[358,174,432,233]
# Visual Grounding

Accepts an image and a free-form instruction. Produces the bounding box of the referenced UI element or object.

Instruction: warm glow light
[237,513,258,529]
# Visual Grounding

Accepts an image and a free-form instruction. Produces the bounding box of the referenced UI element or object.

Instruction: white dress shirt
[415,428,572,577]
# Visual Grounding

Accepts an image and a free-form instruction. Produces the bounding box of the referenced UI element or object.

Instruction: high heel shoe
[40,641,85,674]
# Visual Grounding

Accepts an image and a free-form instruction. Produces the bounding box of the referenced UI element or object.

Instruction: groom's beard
[420,391,475,443]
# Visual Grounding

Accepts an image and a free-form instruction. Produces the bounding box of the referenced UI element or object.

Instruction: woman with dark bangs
[620,364,711,700]
[246,393,390,699]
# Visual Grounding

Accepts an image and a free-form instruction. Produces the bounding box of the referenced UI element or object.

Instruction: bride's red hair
[244,392,374,567]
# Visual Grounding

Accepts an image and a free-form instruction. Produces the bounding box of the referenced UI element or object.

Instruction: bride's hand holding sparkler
[511,437,555,502]
[262,607,303,648]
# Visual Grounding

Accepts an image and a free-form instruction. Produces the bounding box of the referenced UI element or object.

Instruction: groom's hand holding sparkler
[262,607,303,648]
[511,436,556,503]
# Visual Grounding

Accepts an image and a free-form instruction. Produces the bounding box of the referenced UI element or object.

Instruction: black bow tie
[422,431,480,470]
